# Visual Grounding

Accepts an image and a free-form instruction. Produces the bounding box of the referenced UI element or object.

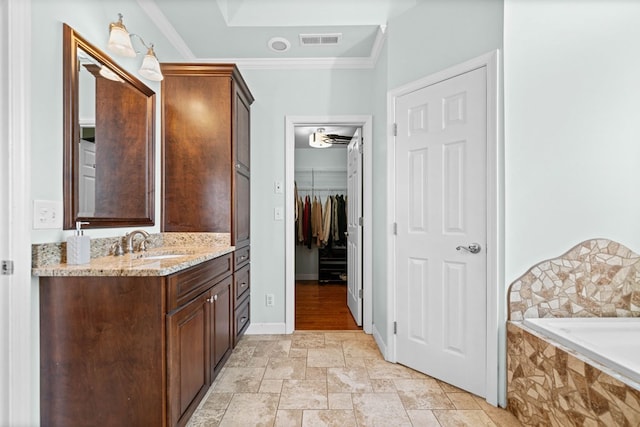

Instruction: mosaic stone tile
[507,322,640,426]
[507,239,640,320]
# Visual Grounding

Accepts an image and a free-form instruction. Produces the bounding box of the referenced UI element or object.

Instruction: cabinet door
[235,169,250,247]
[167,292,211,427]
[233,87,251,247]
[211,276,232,370]
[163,73,232,232]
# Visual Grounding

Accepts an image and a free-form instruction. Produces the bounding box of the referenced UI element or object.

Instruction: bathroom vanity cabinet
[39,253,233,427]
[161,63,253,343]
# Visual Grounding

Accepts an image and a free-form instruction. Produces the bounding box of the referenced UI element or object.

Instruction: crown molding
[141,0,386,70]
[137,0,196,60]
[188,56,376,70]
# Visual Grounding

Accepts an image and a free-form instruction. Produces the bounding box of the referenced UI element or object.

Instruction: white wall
[504,0,640,282]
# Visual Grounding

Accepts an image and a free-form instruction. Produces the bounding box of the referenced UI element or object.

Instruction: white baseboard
[372,323,389,360]
[245,322,288,335]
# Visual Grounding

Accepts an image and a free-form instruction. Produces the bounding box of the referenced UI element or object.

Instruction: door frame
[386,50,503,405]
[285,115,373,334]
[1,0,34,424]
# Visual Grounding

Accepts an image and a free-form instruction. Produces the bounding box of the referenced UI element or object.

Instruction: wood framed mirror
[63,23,155,229]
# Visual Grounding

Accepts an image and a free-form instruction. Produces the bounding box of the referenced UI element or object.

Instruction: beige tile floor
[187,331,521,427]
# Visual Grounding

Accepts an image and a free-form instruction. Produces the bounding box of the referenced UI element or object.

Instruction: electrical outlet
[265,294,275,307]
[33,200,63,229]
[274,181,283,194]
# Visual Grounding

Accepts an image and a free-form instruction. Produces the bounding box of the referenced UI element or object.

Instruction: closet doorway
[285,116,373,334]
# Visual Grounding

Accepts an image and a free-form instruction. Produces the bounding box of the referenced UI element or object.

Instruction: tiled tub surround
[506,239,640,426]
[32,232,232,276]
[508,239,640,321]
[507,322,640,426]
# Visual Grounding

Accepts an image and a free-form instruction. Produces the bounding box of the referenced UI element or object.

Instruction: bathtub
[523,317,640,386]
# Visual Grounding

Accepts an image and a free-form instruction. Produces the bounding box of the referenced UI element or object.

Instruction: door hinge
[393,321,397,334]
[358,217,363,226]
[358,289,363,298]
[392,123,397,136]
[1,260,14,275]
[393,222,397,235]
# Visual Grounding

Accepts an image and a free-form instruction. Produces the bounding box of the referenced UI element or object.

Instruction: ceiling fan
[308,128,353,148]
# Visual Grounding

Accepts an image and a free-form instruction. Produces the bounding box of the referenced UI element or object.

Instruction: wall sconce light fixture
[107,13,163,81]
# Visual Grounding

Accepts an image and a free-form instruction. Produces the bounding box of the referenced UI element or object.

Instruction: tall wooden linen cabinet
[161,64,254,345]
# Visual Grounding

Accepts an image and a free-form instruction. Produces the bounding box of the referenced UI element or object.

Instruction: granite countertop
[32,232,234,277]
[32,244,234,277]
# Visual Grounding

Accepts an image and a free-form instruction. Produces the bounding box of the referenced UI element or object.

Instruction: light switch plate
[33,200,63,229]
[274,206,284,221]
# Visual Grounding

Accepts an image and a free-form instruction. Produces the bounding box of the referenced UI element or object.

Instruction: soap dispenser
[67,221,91,264]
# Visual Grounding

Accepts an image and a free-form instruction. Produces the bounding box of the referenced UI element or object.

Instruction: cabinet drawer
[235,298,250,338]
[234,246,250,269]
[167,254,233,311]
[234,265,250,305]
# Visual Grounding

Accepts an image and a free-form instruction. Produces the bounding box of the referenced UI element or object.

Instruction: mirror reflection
[63,24,155,229]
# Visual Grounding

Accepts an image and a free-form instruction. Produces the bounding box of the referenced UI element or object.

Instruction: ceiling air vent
[299,33,342,46]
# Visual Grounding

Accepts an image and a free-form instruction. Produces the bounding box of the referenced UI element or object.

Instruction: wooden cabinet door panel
[163,74,231,232]
[235,170,250,247]
[167,292,210,427]
[211,276,233,369]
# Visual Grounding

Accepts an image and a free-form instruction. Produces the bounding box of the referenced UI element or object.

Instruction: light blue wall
[239,68,374,324]
[371,39,389,342]
[387,0,504,89]
[30,0,181,244]
[504,0,640,281]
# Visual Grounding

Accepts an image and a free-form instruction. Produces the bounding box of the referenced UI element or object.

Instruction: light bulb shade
[138,48,164,81]
[99,66,124,82]
[108,19,136,57]
[309,132,332,148]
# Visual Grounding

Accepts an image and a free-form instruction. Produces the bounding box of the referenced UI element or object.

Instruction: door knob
[456,243,481,254]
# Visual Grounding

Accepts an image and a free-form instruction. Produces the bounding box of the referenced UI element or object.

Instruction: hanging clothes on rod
[294,187,347,249]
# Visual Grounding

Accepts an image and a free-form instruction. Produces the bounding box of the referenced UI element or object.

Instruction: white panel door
[347,131,363,325]
[395,67,487,396]
[78,139,96,217]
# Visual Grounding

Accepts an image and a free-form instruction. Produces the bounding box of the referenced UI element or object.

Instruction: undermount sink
[142,254,186,260]
[142,254,185,259]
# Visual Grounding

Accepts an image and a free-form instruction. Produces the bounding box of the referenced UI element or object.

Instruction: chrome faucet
[124,229,150,253]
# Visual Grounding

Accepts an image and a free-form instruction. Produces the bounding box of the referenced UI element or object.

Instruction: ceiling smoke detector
[299,33,342,46]
[268,37,291,52]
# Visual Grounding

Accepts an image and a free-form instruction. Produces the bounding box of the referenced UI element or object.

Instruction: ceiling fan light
[309,132,332,148]
[108,14,136,58]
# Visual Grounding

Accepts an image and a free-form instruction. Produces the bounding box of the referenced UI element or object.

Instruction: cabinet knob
[206,297,213,304]
[214,294,218,301]
[240,316,247,324]
[240,282,247,288]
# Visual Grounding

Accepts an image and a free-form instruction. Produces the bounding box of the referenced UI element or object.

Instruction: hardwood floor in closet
[295,280,360,330]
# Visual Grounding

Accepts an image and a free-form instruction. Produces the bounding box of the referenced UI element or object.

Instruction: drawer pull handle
[240,316,247,324]
[240,282,247,288]
[240,255,246,260]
